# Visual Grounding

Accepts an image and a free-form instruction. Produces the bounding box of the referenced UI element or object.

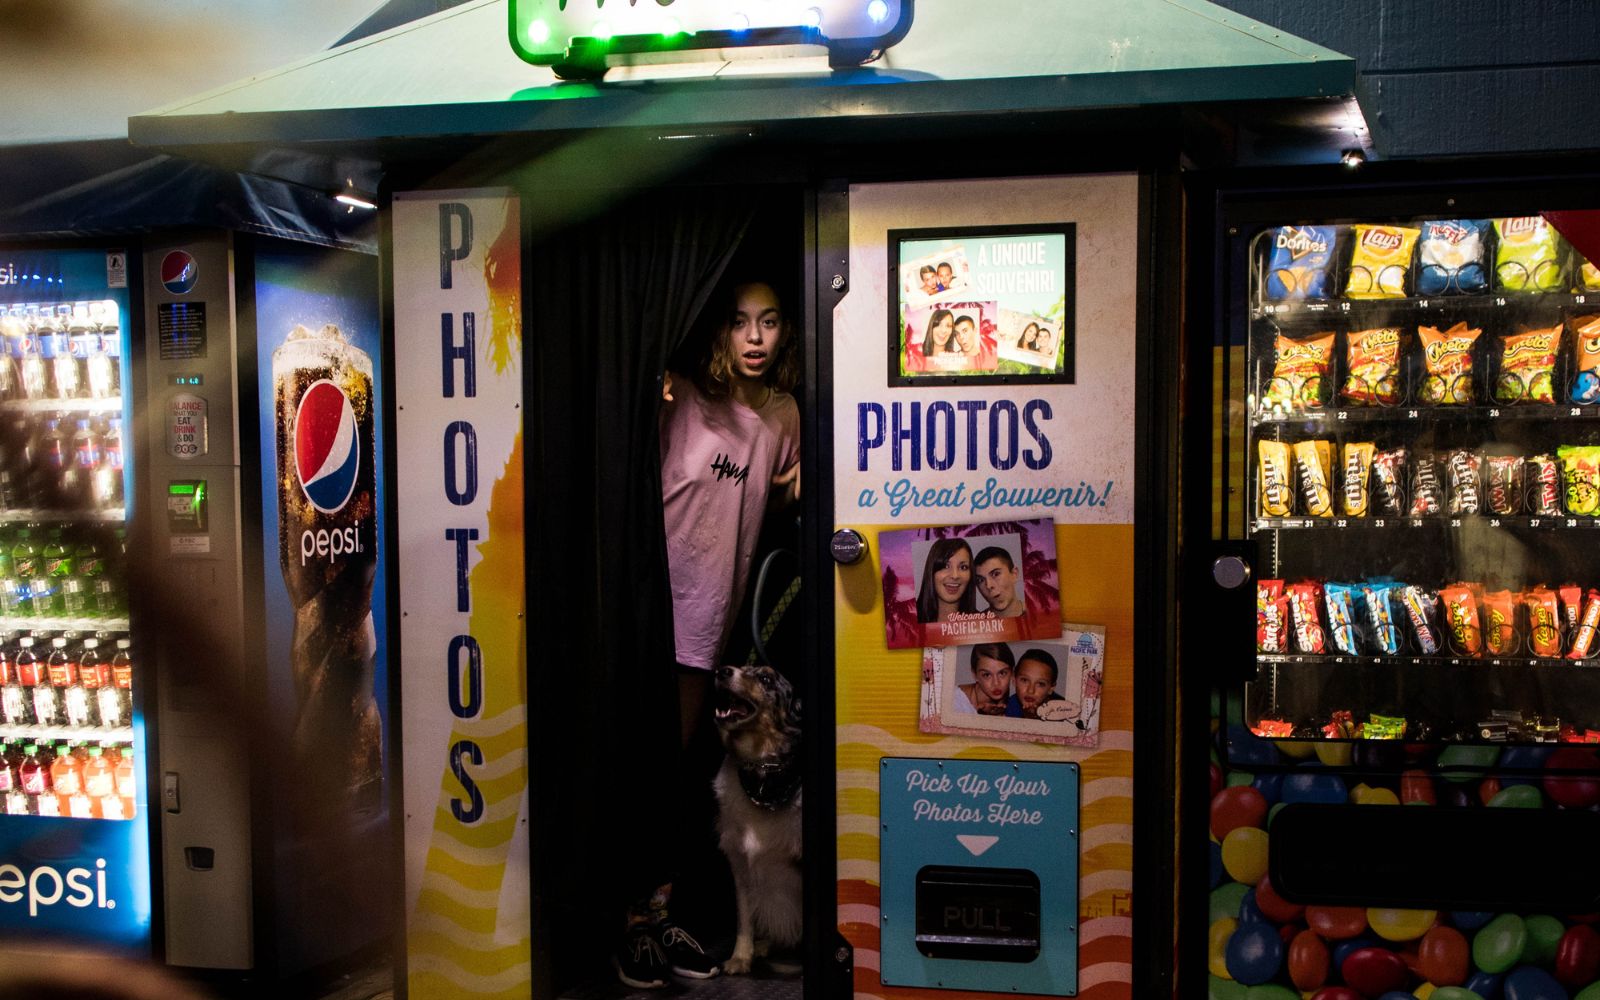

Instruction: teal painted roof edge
[128,0,1356,149]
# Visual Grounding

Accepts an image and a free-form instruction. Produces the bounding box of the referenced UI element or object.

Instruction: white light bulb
[527,19,551,44]
[867,0,889,23]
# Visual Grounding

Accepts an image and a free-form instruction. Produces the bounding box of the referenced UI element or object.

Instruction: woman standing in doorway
[618,280,801,988]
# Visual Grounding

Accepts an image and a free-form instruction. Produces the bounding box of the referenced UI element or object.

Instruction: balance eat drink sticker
[167,393,207,459]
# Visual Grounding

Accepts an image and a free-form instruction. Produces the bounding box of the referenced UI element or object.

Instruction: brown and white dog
[712,664,803,975]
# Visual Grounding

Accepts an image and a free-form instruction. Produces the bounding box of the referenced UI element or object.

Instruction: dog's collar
[738,756,802,811]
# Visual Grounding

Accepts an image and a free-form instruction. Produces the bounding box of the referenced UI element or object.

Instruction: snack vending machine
[1202,189,1600,997]
[0,246,151,949]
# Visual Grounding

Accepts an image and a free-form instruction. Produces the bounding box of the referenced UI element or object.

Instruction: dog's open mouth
[714,689,757,726]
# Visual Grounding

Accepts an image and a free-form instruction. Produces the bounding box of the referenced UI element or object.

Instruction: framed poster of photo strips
[919,626,1106,748]
[889,223,1075,387]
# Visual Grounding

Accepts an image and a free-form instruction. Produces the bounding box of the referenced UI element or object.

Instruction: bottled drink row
[0,524,126,622]
[0,301,122,403]
[0,739,136,820]
[0,635,132,730]
[0,412,124,513]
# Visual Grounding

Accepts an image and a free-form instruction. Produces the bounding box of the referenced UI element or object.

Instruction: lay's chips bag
[1347,225,1420,299]
[1416,219,1490,295]
[1495,216,1566,292]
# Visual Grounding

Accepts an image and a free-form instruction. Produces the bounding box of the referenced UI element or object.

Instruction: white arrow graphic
[956,835,999,857]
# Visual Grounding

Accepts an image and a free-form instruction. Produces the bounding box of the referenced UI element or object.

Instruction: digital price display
[509,0,913,75]
[171,374,203,387]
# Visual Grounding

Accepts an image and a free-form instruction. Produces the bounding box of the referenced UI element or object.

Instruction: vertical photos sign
[393,189,530,998]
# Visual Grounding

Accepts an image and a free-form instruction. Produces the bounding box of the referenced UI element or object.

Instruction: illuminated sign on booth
[509,0,913,74]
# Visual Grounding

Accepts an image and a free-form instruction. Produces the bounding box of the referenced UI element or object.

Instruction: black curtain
[526,187,758,983]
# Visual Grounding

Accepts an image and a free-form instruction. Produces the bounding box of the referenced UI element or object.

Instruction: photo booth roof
[127,0,1360,159]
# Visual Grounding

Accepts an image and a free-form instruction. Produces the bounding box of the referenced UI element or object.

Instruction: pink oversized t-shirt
[660,377,800,669]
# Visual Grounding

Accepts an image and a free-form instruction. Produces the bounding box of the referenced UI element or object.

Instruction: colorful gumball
[1475,915,1530,975]
[1488,784,1544,809]
[1278,740,1317,760]
[1499,747,1555,786]
[1433,988,1492,1000]
[1209,974,1247,1000]
[1544,749,1600,809]
[1253,772,1285,805]
[1370,908,1438,942]
[1308,905,1371,940]
[1212,786,1270,840]
[1230,725,1282,766]
[1453,912,1497,932]
[1309,988,1363,1000]
[1238,889,1268,924]
[1525,916,1568,968]
[1341,945,1410,996]
[1242,985,1301,1000]
[1222,827,1270,886]
[1282,772,1350,805]
[1503,963,1570,1000]
[1575,982,1600,1000]
[1209,917,1238,978]
[1210,839,1225,889]
[1464,969,1504,997]
[1402,769,1438,805]
[1316,742,1355,767]
[1440,745,1502,780]
[1228,771,1257,789]
[1354,784,1402,805]
[1480,777,1503,805]
[1254,872,1305,924]
[1418,925,1472,986]
[1288,928,1331,991]
[1555,925,1600,988]
[1212,882,1250,924]
[1226,920,1285,986]
[1441,784,1478,808]
[1332,935,1379,971]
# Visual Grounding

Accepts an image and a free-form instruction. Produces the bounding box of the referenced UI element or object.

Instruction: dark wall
[1211,1,1600,159]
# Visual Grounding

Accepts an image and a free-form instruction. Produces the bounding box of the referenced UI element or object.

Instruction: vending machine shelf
[0,723,134,743]
[0,617,129,631]
[1252,404,1600,427]
[0,509,126,524]
[1254,515,1600,531]
[0,397,123,415]
[1259,652,1600,670]
[1252,291,1593,324]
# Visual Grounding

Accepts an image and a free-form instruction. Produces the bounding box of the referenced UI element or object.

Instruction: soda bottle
[0,636,26,725]
[20,526,56,619]
[86,331,117,400]
[104,744,135,820]
[18,744,48,814]
[76,637,105,726]
[77,534,117,619]
[92,417,123,510]
[51,741,86,818]
[17,323,49,401]
[101,638,132,728]
[0,310,22,403]
[48,325,83,401]
[28,636,58,726]
[78,745,111,819]
[35,417,68,509]
[59,420,99,508]
[55,638,91,728]
[0,742,20,815]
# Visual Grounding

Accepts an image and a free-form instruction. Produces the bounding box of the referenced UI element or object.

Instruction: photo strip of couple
[879,519,1060,650]
[920,628,1106,748]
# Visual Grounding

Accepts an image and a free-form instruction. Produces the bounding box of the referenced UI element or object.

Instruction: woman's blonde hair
[700,281,801,399]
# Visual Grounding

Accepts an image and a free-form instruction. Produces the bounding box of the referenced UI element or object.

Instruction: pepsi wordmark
[439,204,487,825]
[856,399,1115,518]
[0,857,117,917]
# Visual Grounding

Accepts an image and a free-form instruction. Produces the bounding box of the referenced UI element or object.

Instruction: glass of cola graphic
[274,324,381,810]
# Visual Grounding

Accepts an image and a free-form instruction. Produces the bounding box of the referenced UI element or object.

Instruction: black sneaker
[614,923,669,989]
[657,920,719,979]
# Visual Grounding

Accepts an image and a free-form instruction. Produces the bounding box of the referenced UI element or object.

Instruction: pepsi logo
[294,380,360,513]
[160,251,198,294]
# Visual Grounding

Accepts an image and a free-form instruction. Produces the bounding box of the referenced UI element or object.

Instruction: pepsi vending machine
[140,230,395,976]
[0,245,152,950]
